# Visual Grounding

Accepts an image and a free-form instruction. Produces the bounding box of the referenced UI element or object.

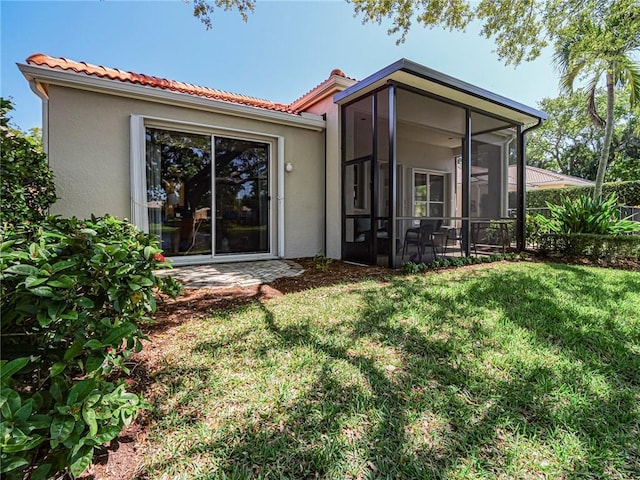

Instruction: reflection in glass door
[146,129,271,259]
[214,137,270,255]
[146,128,212,257]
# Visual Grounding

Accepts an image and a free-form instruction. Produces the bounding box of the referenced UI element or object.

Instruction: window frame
[411,168,447,220]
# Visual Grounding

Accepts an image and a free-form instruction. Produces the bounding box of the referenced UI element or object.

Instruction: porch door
[214,136,270,255]
[343,159,373,263]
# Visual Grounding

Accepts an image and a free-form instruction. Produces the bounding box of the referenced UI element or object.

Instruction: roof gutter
[516,117,544,250]
[26,78,49,154]
[522,117,544,137]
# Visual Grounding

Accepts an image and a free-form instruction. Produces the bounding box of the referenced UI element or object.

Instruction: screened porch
[336,60,546,268]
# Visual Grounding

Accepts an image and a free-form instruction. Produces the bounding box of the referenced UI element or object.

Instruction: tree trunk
[593,71,615,202]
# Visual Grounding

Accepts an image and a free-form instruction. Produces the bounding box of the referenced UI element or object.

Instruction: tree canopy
[607,111,640,182]
[527,90,640,181]
[190,0,254,29]
[188,0,617,67]
[350,0,602,65]
[553,0,640,199]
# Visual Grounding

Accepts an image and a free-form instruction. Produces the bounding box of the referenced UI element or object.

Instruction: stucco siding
[46,85,325,259]
[301,95,342,259]
[48,86,131,220]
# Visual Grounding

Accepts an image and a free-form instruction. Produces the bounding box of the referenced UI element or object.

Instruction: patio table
[471,220,513,254]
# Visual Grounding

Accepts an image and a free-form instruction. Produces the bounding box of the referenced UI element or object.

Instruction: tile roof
[26,53,305,114]
[290,68,357,110]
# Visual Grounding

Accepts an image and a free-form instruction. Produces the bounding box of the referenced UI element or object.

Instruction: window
[413,169,446,219]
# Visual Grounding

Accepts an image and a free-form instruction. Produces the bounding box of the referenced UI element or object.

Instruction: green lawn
[140,262,640,479]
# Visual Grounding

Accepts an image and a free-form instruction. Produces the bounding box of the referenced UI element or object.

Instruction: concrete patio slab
[155,260,304,289]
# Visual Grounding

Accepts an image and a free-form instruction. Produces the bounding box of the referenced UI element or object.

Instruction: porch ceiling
[334,59,547,126]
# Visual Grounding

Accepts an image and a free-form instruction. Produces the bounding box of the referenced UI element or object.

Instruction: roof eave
[18,63,326,131]
[290,75,357,112]
[334,58,547,125]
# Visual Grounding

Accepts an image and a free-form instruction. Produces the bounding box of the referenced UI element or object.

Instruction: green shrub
[404,253,522,272]
[0,99,56,227]
[403,261,426,273]
[0,215,182,478]
[539,233,640,259]
[448,257,465,267]
[526,213,550,247]
[527,181,640,209]
[537,194,640,235]
[312,250,334,272]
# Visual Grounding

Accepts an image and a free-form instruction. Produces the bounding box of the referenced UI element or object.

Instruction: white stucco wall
[46,85,325,259]
[302,95,342,259]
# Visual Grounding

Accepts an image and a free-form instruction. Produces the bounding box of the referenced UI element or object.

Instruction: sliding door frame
[130,114,285,265]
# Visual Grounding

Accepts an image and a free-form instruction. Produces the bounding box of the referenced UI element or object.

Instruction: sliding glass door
[146,128,213,256]
[145,128,271,259]
[214,137,270,255]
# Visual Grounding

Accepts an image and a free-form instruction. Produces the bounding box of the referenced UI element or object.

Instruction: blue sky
[1,0,559,131]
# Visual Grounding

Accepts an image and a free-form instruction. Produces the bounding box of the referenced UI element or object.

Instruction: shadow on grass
[142,263,640,479]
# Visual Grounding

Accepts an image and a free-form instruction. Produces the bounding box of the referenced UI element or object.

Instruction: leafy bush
[539,233,640,259]
[536,194,640,235]
[527,181,640,209]
[403,252,523,273]
[312,251,334,272]
[0,215,182,478]
[526,213,550,248]
[0,99,56,227]
[403,261,426,273]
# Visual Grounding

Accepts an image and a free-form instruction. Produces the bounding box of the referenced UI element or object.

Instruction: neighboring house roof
[508,165,593,189]
[458,165,593,190]
[25,53,352,116]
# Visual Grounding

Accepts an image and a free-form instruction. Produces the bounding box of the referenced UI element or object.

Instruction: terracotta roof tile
[26,53,298,114]
[289,68,356,109]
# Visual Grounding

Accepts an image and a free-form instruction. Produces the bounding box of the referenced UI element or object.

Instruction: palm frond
[556,49,587,93]
[586,79,606,127]
[616,56,640,107]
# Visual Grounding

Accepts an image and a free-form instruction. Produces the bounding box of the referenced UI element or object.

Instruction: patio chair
[401,219,442,260]
[444,227,463,255]
[430,230,446,259]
